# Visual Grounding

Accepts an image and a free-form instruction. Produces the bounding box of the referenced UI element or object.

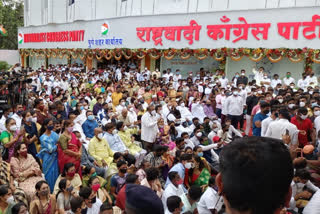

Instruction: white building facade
[19,0,320,80]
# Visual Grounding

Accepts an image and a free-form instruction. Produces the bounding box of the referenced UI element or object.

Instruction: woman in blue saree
[38,118,60,192]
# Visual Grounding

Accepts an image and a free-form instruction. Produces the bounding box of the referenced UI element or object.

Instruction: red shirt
[290,116,313,147]
[115,184,126,210]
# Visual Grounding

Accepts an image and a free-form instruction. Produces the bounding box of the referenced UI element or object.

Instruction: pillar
[20,54,25,67]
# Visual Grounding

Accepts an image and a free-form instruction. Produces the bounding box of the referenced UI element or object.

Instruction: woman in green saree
[188,155,211,188]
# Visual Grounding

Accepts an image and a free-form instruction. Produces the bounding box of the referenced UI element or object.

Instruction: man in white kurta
[141,105,158,150]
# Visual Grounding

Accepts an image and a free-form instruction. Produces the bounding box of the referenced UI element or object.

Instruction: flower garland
[18,48,320,66]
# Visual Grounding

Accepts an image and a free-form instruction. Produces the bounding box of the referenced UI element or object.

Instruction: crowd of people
[0,61,319,214]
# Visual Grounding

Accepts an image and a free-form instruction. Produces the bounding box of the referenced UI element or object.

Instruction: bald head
[122,108,128,117]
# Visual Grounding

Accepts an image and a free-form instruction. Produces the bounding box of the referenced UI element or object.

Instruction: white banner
[18,7,320,49]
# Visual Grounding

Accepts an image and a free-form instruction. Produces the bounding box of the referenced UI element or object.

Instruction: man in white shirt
[191,99,206,123]
[261,108,279,137]
[127,105,138,124]
[225,89,244,129]
[252,66,265,86]
[265,109,298,148]
[297,73,309,89]
[219,75,228,89]
[11,104,24,130]
[197,177,224,214]
[271,74,282,88]
[307,72,318,88]
[260,74,271,86]
[79,187,103,214]
[141,105,158,151]
[283,72,295,86]
[162,171,185,212]
[0,106,11,133]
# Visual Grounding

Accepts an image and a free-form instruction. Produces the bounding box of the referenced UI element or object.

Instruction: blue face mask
[80,106,84,111]
[235,75,239,78]
[8,112,13,118]
[88,115,95,121]
[312,102,318,108]
[47,125,54,131]
[198,152,204,157]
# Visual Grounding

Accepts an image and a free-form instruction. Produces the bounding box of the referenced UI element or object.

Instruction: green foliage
[0,0,24,50]
[0,61,10,70]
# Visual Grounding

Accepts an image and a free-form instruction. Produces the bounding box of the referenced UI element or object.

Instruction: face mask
[288,104,295,109]
[9,125,17,132]
[263,109,270,115]
[176,179,183,185]
[314,110,320,116]
[91,184,101,192]
[309,91,313,95]
[233,91,238,96]
[241,73,245,76]
[8,112,13,118]
[97,133,104,139]
[299,102,306,107]
[40,190,49,196]
[180,103,185,107]
[90,196,97,204]
[124,126,128,131]
[112,129,117,135]
[19,151,28,158]
[184,162,193,169]
[67,172,75,178]
[119,168,127,174]
[88,115,95,121]
[198,152,203,157]
[196,132,202,137]
[274,112,279,118]
[235,75,239,78]
[278,99,283,104]
[121,102,126,106]
[290,85,294,89]
[296,182,305,189]
[26,117,33,122]
[300,114,308,120]
[47,125,54,131]
[6,196,14,204]
[264,76,268,79]
[80,106,84,111]
[286,75,290,78]
[151,110,156,115]
[67,127,73,133]
[66,185,74,192]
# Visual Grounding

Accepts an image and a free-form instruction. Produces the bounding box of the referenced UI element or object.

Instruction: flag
[0,25,7,36]
[101,23,109,35]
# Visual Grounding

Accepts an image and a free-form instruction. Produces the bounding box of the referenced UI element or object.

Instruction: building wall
[24,0,320,27]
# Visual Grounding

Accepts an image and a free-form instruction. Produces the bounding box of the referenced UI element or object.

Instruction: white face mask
[278,99,283,104]
[6,196,14,204]
[233,91,239,96]
[121,102,126,106]
[196,132,202,137]
[97,133,104,139]
[296,182,305,189]
[288,104,295,109]
[151,110,156,116]
[314,110,320,116]
[32,117,37,123]
[300,114,308,120]
[124,126,128,131]
[180,103,185,107]
[299,102,306,107]
[9,125,17,132]
[129,107,134,112]
[184,162,193,169]
[112,129,118,135]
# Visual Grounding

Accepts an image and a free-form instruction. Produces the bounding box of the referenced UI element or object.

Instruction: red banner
[24,30,85,43]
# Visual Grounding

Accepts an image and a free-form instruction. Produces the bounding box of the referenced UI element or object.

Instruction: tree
[0,0,24,50]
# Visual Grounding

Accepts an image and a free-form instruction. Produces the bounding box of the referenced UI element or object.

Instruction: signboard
[18,7,320,49]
